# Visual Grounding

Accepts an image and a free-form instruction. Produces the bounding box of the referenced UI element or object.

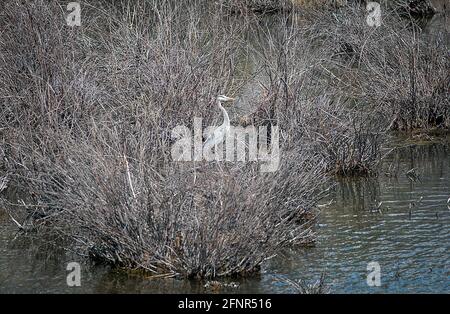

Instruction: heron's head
[217,95,235,105]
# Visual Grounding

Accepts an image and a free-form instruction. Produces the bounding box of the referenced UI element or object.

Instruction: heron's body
[203,95,234,152]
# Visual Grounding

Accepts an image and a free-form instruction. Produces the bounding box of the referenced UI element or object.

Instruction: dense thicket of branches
[0,0,447,278]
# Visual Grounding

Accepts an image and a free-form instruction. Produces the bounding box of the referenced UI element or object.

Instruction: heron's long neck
[218,101,230,127]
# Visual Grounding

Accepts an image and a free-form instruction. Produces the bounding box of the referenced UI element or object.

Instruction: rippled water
[1,140,449,293]
[264,141,450,294]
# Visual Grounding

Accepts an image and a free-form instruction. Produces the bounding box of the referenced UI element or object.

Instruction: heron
[203,95,235,152]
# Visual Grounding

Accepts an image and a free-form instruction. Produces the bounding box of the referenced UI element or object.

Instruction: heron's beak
[223,97,235,103]
[217,95,235,104]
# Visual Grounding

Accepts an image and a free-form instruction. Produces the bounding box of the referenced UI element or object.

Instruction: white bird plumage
[203,95,235,152]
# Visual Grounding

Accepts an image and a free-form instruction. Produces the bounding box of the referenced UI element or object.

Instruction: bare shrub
[5,124,327,277]
[248,11,384,176]
[312,5,449,132]
[0,0,328,278]
[299,96,384,176]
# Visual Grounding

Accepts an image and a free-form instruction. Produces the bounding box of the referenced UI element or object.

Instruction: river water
[1,138,449,293]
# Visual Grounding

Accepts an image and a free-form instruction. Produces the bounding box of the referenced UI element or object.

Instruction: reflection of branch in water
[407,196,423,219]
[272,273,329,294]
[369,200,383,214]
[406,168,421,183]
[317,199,334,208]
